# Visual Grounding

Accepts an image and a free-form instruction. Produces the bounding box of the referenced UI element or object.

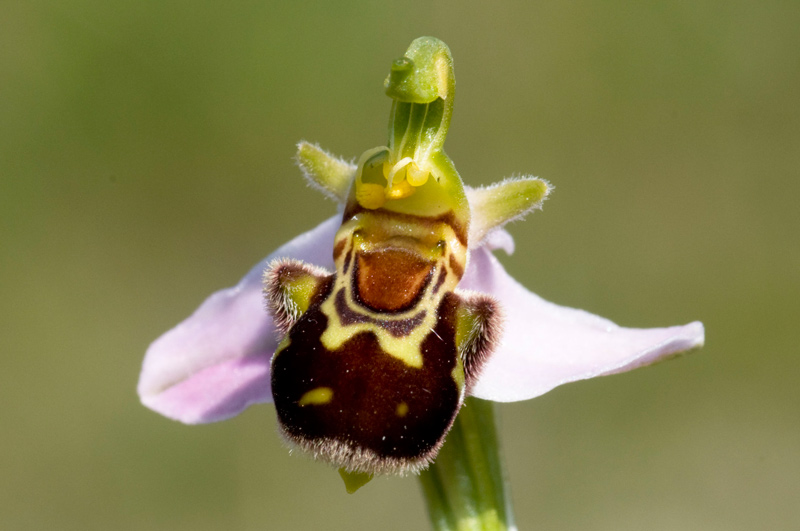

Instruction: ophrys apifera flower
[138,37,703,484]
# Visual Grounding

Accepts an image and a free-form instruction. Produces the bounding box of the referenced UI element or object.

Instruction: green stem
[418,398,516,531]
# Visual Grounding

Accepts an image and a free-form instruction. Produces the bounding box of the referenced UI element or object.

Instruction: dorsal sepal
[384,37,453,104]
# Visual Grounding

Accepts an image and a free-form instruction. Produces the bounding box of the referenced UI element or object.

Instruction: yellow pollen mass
[406,163,429,187]
[298,387,334,406]
[395,402,409,417]
[356,183,386,209]
[387,178,415,199]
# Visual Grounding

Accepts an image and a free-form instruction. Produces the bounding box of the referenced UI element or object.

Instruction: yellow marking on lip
[298,387,334,406]
[319,289,428,368]
[319,265,433,369]
[396,402,409,417]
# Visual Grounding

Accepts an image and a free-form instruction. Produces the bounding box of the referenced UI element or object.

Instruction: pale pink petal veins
[463,246,705,402]
[138,216,339,424]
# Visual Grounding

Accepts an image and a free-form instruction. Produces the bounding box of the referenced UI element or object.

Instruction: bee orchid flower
[137,38,704,522]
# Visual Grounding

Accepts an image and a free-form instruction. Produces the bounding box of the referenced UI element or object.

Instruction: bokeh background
[2,1,798,529]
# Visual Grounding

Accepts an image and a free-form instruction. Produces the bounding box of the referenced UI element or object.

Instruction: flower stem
[418,397,516,531]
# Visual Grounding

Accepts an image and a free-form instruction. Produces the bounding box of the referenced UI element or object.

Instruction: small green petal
[468,177,551,245]
[295,141,355,203]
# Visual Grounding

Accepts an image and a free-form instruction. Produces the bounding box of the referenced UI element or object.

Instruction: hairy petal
[463,247,705,402]
[138,216,339,423]
[295,141,356,203]
[466,178,550,246]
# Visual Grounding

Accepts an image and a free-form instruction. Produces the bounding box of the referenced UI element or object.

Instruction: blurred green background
[2,1,798,529]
